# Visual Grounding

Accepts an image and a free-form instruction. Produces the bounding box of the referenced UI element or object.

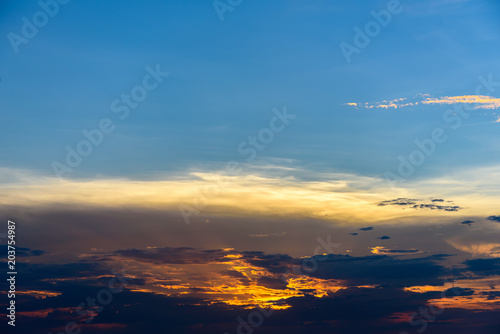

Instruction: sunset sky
[1,0,499,333]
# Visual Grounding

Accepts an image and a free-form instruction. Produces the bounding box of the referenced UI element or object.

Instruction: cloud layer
[2,245,498,334]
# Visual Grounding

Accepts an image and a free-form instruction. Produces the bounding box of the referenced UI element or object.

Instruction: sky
[1,0,499,333]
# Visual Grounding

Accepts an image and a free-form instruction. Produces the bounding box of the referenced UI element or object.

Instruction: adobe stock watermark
[340,0,410,64]
[48,267,130,334]
[384,74,500,191]
[7,0,71,54]
[225,235,340,334]
[213,0,243,22]
[178,106,295,224]
[51,64,169,178]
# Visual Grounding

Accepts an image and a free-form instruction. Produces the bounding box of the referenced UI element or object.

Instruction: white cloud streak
[346,94,500,111]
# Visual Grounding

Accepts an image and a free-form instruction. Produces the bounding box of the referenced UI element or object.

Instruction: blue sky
[1,0,500,181]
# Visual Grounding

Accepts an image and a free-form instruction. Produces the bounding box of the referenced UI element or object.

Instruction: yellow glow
[4,166,500,225]
[404,285,443,293]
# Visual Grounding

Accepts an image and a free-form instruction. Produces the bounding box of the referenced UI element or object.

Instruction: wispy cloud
[377,198,463,212]
[345,94,500,111]
[447,240,500,258]
[422,95,500,109]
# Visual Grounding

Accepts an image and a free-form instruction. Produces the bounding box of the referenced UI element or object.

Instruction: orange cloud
[97,252,346,309]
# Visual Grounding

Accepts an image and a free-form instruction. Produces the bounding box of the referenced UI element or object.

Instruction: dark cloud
[428,253,452,259]
[349,233,358,236]
[111,247,233,265]
[481,291,500,300]
[372,247,421,255]
[464,258,500,276]
[377,198,418,206]
[377,236,391,240]
[17,261,109,281]
[308,254,448,287]
[2,246,498,334]
[223,270,251,285]
[487,215,500,222]
[6,285,499,334]
[359,227,374,231]
[460,220,474,226]
[224,270,247,279]
[0,245,48,257]
[443,287,475,297]
[412,204,462,211]
[377,198,463,212]
[257,276,288,290]
[240,251,295,274]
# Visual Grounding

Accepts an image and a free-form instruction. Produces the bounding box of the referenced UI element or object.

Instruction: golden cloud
[1,164,499,225]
